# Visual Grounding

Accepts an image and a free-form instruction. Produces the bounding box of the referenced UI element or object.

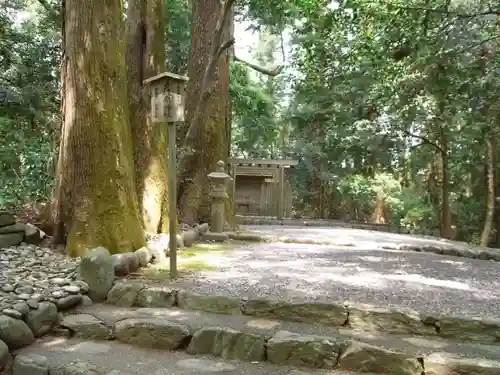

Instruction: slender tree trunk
[495,182,500,247]
[126,0,171,233]
[481,135,495,246]
[495,140,500,246]
[53,0,145,256]
[178,0,231,224]
[438,126,453,239]
[432,102,453,239]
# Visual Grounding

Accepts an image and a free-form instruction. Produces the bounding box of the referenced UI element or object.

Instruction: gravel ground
[169,240,500,319]
[0,244,88,317]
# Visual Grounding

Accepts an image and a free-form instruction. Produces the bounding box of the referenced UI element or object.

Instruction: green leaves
[230,61,279,157]
[0,2,59,209]
[165,0,191,74]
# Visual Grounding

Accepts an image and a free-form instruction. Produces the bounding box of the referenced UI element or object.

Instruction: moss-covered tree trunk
[126,0,171,234]
[52,0,145,257]
[178,0,231,224]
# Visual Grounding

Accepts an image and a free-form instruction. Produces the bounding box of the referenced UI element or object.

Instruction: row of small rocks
[0,221,211,374]
[85,223,211,301]
[229,227,500,263]
[236,216,409,233]
[0,223,209,317]
[0,254,91,374]
[0,243,91,318]
[0,212,45,248]
[0,220,210,319]
[0,240,93,366]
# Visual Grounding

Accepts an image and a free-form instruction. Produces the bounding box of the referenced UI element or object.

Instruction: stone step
[106,281,500,346]
[11,336,367,375]
[58,303,500,375]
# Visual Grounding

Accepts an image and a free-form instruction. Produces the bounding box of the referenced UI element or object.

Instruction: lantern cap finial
[208,160,229,180]
[216,160,225,172]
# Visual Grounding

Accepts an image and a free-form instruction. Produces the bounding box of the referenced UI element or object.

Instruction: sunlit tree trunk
[52,0,145,256]
[438,126,453,239]
[481,134,495,246]
[126,0,171,233]
[178,0,231,224]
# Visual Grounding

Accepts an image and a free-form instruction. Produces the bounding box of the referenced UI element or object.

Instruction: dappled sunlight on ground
[41,337,69,348]
[165,239,500,318]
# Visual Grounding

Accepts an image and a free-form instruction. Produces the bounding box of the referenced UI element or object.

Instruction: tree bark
[126,0,171,233]
[178,0,231,224]
[53,0,145,256]
[481,135,495,246]
[438,126,453,239]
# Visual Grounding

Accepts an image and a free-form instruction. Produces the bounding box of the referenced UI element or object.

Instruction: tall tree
[178,0,232,223]
[52,0,144,256]
[126,0,171,233]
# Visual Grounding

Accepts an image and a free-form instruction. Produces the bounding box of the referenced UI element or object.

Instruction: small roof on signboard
[143,71,189,85]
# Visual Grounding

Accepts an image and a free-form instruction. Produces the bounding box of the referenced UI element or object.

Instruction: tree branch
[181,0,236,149]
[460,34,500,53]
[233,55,284,76]
[182,37,235,148]
[37,0,60,17]
[403,129,444,153]
[397,5,500,18]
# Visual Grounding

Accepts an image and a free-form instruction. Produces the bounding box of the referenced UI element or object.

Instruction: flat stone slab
[15,336,365,375]
[59,314,112,340]
[114,318,190,349]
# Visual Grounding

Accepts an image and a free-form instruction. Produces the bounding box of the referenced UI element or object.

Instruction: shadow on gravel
[168,242,500,317]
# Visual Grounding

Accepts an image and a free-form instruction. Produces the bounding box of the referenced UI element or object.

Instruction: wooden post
[142,71,188,280]
[277,165,285,220]
[167,122,177,279]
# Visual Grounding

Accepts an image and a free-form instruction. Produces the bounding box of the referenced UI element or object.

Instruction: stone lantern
[143,71,188,279]
[207,160,230,233]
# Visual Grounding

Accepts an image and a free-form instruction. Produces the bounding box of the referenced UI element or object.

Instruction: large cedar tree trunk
[178,0,231,224]
[52,0,145,257]
[126,0,171,233]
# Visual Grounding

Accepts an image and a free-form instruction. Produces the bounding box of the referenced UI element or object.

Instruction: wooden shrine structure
[229,158,298,220]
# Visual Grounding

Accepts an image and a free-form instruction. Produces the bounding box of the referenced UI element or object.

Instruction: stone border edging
[236,215,409,233]
[226,231,500,263]
[54,310,423,375]
[104,281,500,346]
[108,223,210,278]
[0,211,46,248]
[50,303,500,375]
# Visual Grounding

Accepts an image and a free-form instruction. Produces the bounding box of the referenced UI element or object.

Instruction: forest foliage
[1,0,500,246]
